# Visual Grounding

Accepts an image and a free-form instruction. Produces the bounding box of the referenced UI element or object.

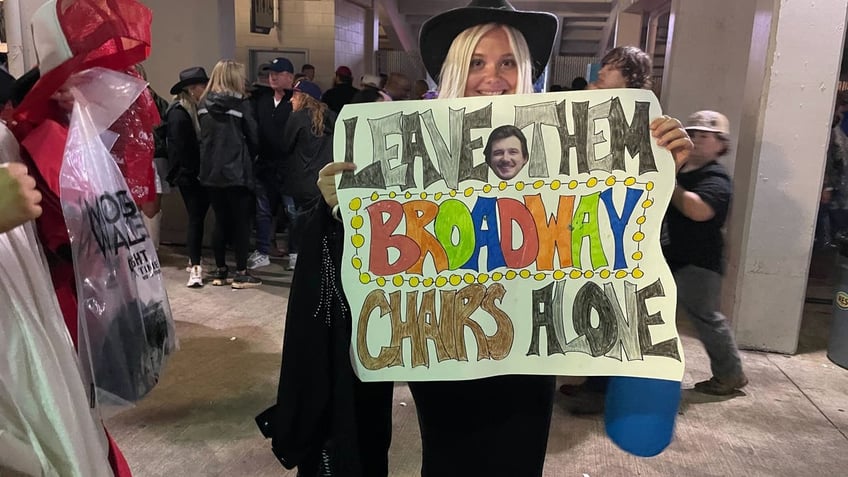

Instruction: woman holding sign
[314,1,693,475]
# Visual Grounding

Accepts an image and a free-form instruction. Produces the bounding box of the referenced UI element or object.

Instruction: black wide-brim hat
[419,0,559,83]
[170,66,209,95]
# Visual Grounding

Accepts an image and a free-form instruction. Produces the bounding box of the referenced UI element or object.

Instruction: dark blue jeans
[255,179,281,255]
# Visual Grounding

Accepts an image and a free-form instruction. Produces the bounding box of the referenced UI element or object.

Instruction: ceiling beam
[596,0,622,56]
[376,0,418,52]
[561,29,603,41]
[565,21,606,28]
[395,0,612,16]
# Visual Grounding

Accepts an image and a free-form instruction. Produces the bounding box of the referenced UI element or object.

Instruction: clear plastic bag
[59,67,176,408]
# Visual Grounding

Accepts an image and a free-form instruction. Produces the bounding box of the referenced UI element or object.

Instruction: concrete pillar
[615,11,643,48]
[663,0,848,353]
[364,2,379,75]
[661,0,759,175]
[726,0,848,353]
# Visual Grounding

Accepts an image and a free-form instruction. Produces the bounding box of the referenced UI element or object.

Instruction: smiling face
[487,135,528,179]
[464,27,518,97]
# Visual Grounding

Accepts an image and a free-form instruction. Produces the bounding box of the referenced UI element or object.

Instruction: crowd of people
[0,0,763,475]
[158,54,433,289]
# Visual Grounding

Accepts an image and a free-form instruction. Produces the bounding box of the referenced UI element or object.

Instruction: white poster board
[334,89,684,382]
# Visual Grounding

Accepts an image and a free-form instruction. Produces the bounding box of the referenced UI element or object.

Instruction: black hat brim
[169,77,208,95]
[419,7,559,84]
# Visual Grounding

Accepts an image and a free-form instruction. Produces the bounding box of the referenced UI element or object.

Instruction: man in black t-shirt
[662,110,747,395]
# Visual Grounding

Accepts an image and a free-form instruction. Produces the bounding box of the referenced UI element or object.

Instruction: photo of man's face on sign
[484,125,529,180]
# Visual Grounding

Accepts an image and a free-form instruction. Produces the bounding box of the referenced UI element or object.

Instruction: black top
[662,161,732,274]
[254,89,293,181]
[197,92,259,190]
[321,83,358,114]
[164,103,201,187]
[256,203,385,475]
[280,108,337,201]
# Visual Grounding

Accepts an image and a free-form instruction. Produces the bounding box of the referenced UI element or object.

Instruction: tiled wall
[234,0,338,90]
[334,0,368,81]
[142,0,232,98]
[144,0,373,94]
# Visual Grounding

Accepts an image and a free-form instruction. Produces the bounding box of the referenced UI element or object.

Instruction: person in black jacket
[249,56,295,271]
[256,202,394,477]
[280,80,336,272]
[166,66,209,288]
[197,60,261,289]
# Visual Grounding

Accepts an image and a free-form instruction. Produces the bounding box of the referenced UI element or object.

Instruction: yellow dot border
[355,266,648,286]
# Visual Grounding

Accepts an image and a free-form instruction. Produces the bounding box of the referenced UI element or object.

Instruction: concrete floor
[105,244,848,477]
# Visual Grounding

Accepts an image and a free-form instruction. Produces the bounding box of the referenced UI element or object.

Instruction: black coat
[321,83,358,114]
[164,103,201,187]
[254,89,293,181]
[280,108,336,201]
[197,92,259,189]
[256,204,393,476]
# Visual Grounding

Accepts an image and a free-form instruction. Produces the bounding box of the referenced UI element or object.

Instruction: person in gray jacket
[197,60,261,289]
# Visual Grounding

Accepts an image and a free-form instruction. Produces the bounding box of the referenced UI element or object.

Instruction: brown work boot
[693,374,749,396]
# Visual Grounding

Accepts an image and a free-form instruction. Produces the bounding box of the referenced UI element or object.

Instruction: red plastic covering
[14,0,152,126]
[109,68,160,204]
[13,0,158,204]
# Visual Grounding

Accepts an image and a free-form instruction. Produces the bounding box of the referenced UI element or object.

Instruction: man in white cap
[249,57,295,269]
[663,110,747,395]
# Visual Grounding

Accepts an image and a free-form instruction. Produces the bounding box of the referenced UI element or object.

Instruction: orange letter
[403,200,449,274]
[525,194,574,270]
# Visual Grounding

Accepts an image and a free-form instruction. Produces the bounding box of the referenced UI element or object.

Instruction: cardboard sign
[334,89,684,382]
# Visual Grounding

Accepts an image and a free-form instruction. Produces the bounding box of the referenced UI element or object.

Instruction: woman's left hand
[650,116,692,172]
[317,161,357,208]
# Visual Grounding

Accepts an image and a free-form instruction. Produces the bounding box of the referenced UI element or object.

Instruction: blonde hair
[176,90,201,135]
[201,60,246,100]
[437,23,534,99]
[298,92,329,137]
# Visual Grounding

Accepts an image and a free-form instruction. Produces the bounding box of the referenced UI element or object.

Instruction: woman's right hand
[317,162,357,208]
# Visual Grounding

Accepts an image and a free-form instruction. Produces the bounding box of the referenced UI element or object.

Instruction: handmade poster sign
[334,89,684,382]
